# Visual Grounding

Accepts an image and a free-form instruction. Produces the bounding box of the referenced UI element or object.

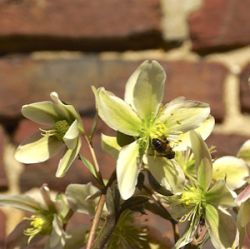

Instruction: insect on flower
[151,137,175,159]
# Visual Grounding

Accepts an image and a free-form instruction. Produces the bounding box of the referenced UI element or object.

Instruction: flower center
[181,186,205,206]
[40,119,70,141]
[54,120,70,140]
[150,122,167,139]
[24,214,52,243]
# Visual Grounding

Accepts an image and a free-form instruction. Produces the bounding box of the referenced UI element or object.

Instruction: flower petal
[63,120,80,149]
[206,180,236,207]
[50,92,72,121]
[46,216,67,249]
[116,141,140,200]
[175,212,200,249]
[50,92,84,132]
[56,138,81,177]
[65,183,99,215]
[238,199,250,248]
[93,87,141,136]
[147,156,185,193]
[159,97,210,134]
[22,101,58,126]
[236,185,250,205]
[190,131,212,190]
[173,115,215,151]
[205,204,237,249]
[15,134,63,164]
[213,156,249,190]
[238,139,250,164]
[125,60,166,120]
[0,195,42,212]
[101,134,121,158]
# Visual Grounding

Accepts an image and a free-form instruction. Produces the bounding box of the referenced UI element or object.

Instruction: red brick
[161,61,227,122]
[0,0,162,52]
[0,57,227,121]
[206,133,249,158]
[16,117,115,192]
[0,210,6,247]
[0,126,8,192]
[240,63,250,113]
[189,0,250,52]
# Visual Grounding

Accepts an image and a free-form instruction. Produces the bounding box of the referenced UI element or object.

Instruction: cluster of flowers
[0,61,249,249]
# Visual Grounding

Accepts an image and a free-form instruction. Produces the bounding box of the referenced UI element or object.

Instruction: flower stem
[86,194,106,249]
[83,134,104,185]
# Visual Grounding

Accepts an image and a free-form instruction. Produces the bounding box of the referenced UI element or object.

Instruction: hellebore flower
[15,92,84,177]
[0,185,69,248]
[93,60,213,199]
[173,131,238,249]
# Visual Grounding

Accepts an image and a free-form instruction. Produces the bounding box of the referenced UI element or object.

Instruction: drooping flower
[94,60,213,199]
[15,92,84,177]
[0,185,68,248]
[172,131,238,249]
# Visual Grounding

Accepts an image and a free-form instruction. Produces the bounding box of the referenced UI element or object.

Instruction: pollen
[150,122,167,138]
[24,214,52,243]
[181,186,205,206]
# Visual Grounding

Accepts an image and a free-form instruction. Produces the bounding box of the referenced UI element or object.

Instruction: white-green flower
[174,131,238,249]
[15,92,84,177]
[94,60,212,199]
[0,186,69,248]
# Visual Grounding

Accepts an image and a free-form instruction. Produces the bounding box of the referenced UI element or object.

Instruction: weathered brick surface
[15,117,115,192]
[0,126,8,192]
[206,133,249,158]
[161,61,227,122]
[240,63,250,113]
[0,0,162,52]
[0,57,227,121]
[0,210,6,248]
[189,0,250,52]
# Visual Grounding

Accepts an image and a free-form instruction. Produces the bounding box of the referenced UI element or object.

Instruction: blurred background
[0,0,250,248]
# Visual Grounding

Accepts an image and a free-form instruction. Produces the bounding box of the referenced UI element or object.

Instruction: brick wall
[0,0,250,247]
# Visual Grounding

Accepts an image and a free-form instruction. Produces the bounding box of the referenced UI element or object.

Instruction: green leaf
[65,183,99,215]
[144,201,175,223]
[116,131,135,147]
[0,195,42,212]
[79,154,97,178]
[205,204,237,249]
[125,60,166,120]
[106,181,120,216]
